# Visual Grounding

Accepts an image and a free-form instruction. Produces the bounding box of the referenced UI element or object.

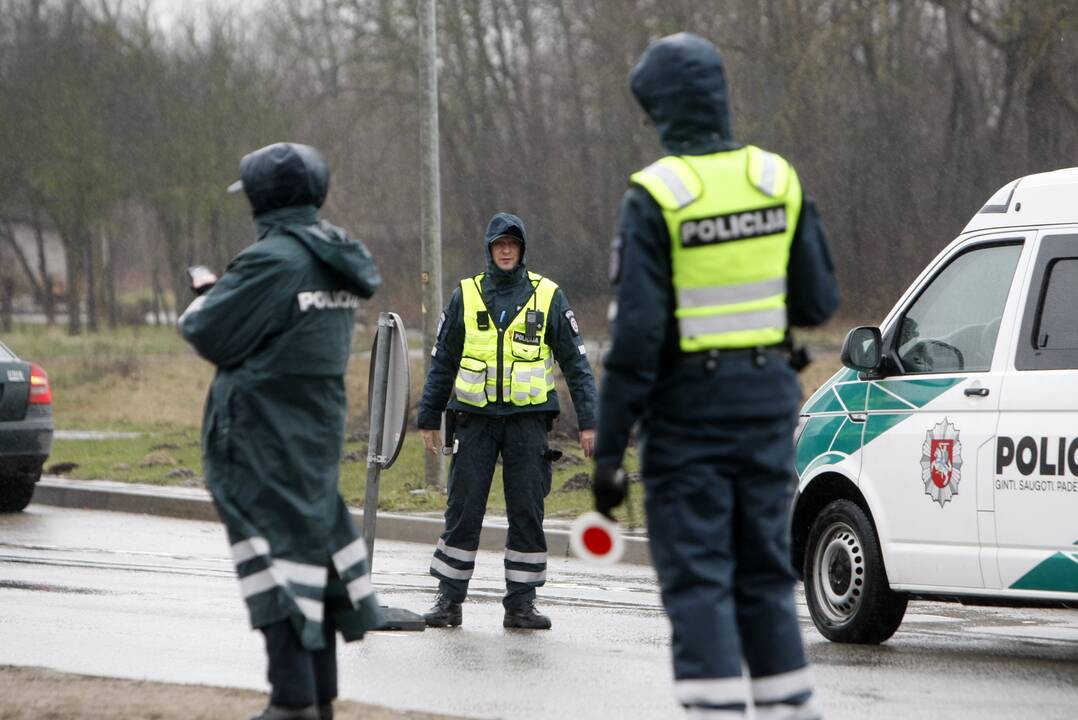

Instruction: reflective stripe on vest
[456,271,559,407]
[630,146,802,351]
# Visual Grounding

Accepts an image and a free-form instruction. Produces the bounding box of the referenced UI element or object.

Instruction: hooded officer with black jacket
[592,35,839,720]
[417,212,597,630]
[180,142,382,720]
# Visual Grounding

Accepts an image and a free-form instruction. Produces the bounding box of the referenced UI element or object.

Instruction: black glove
[592,464,627,519]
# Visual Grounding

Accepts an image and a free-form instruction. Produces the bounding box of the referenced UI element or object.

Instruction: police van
[793,166,1078,644]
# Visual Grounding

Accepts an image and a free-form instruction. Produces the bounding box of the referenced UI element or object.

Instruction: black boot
[318,702,333,720]
[503,601,551,630]
[423,592,463,627]
[250,704,319,720]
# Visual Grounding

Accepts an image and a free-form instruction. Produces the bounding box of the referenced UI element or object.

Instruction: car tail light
[29,364,52,405]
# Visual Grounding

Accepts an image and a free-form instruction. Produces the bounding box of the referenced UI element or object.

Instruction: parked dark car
[0,340,53,511]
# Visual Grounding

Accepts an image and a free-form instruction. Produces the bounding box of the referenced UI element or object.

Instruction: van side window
[896,243,1022,374]
[1016,234,1078,371]
[1035,260,1078,350]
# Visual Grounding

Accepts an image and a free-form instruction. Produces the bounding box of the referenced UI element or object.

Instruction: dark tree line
[2,0,1076,334]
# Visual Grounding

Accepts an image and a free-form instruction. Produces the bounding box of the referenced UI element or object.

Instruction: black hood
[483,212,528,285]
[630,32,735,155]
[236,143,330,216]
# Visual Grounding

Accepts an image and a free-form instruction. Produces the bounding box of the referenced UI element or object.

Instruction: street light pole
[418,0,444,487]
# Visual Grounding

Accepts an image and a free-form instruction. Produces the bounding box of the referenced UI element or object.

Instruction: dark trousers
[260,618,337,708]
[429,412,552,609]
[643,413,813,712]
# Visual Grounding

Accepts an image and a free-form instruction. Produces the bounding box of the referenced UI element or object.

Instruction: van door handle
[964,387,989,397]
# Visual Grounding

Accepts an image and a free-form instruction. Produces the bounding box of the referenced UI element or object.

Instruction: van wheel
[803,499,907,644]
[0,472,37,512]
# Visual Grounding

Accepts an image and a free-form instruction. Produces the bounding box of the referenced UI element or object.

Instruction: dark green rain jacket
[179,143,383,649]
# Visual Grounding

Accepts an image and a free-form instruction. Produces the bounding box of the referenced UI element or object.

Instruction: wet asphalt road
[2,506,1077,719]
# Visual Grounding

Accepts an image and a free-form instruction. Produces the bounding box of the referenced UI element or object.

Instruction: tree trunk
[104,231,118,328]
[150,270,163,326]
[31,204,54,325]
[0,221,44,306]
[0,277,13,333]
[84,230,98,332]
[63,237,82,335]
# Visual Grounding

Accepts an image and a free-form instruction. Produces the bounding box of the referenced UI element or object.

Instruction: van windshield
[897,243,1022,374]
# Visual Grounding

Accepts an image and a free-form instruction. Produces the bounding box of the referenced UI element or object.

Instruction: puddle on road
[0,580,112,595]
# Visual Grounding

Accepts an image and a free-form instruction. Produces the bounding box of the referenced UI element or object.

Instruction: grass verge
[11,322,844,522]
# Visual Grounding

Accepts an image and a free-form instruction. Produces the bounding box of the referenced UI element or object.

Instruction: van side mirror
[841,326,883,373]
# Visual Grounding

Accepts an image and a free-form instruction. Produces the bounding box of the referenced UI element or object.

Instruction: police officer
[418,212,598,630]
[592,34,839,719]
[180,143,383,720]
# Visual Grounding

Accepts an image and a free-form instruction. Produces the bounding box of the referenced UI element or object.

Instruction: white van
[793,167,1078,644]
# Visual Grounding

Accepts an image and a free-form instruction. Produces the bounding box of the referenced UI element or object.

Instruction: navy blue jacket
[418,213,598,431]
[595,33,839,469]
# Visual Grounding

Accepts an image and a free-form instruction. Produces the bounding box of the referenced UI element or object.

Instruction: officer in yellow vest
[593,34,838,719]
[417,212,597,630]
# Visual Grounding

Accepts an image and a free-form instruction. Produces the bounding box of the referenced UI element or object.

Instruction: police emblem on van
[921,418,963,507]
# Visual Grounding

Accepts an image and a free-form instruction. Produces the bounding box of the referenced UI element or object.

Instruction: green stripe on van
[796,415,845,475]
[797,375,963,479]
[831,417,864,455]
[835,383,868,413]
[862,412,912,446]
[876,377,960,407]
[805,387,846,414]
[1010,552,1078,593]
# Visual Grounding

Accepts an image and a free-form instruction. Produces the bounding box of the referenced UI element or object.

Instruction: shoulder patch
[565,309,580,336]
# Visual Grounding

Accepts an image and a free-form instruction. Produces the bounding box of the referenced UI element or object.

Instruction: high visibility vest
[454,271,558,408]
[630,146,802,351]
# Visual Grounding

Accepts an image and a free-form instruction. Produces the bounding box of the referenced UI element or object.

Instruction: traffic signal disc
[569,511,624,565]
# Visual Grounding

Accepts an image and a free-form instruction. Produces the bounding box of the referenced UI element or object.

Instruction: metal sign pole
[363,312,424,631]
[419,0,444,490]
[364,312,394,565]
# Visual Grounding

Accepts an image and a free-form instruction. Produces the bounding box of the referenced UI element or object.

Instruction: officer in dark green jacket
[593,35,837,720]
[180,143,382,720]
[417,212,597,630]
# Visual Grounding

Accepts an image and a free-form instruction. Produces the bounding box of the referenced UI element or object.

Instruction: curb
[31,477,653,566]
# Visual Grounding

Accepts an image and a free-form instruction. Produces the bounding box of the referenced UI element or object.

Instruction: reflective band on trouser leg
[677,278,786,309]
[750,667,819,720]
[676,677,749,718]
[678,308,787,339]
[504,547,547,585]
[436,538,478,562]
[431,539,477,582]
